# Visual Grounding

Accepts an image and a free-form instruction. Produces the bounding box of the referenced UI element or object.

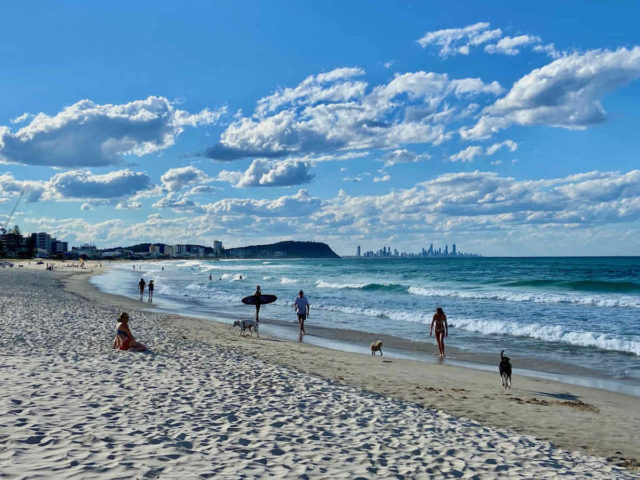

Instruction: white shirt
[294,296,309,314]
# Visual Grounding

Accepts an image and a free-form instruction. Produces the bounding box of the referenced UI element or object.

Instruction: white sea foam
[280,277,297,285]
[316,280,367,290]
[312,301,428,324]
[450,317,640,356]
[408,286,640,309]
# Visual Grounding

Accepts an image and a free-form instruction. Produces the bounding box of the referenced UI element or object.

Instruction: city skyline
[1,2,640,256]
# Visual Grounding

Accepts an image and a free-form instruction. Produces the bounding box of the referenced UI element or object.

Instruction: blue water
[92,257,640,391]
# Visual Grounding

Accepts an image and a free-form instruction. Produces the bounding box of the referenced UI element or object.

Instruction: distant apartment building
[357,245,361,257]
[32,232,52,252]
[174,244,205,257]
[213,240,223,255]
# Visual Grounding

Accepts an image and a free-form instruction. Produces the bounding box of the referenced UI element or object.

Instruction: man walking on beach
[138,277,146,300]
[148,280,154,302]
[294,290,310,339]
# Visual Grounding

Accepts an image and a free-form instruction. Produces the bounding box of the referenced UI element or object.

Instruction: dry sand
[0,266,638,478]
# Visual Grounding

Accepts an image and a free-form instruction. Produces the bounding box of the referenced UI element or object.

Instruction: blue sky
[2,0,640,256]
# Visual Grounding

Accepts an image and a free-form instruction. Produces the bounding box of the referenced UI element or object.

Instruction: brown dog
[370,340,383,356]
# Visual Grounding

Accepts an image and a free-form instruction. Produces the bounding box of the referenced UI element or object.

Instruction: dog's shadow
[530,391,581,401]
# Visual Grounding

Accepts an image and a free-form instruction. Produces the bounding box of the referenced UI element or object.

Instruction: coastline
[65,265,640,466]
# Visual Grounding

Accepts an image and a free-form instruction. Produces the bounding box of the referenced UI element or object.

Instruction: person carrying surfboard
[294,290,310,338]
[253,285,261,323]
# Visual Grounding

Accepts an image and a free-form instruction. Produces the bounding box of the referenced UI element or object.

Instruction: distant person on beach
[113,312,147,351]
[148,280,154,302]
[138,278,146,300]
[430,307,448,358]
[294,290,310,338]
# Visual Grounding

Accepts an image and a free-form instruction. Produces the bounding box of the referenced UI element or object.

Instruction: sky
[1,0,640,256]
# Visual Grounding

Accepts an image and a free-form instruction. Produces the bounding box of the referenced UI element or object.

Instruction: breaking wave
[408,287,640,308]
[449,317,640,356]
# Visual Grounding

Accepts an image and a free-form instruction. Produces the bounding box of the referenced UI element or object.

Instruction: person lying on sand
[113,312,147,351]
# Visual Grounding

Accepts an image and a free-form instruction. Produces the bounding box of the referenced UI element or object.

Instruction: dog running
[233,319,259,338]
[499,350,512,389]
[370,340,383,356]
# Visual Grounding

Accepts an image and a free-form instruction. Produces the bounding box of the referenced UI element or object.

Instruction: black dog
[499,350,512,389]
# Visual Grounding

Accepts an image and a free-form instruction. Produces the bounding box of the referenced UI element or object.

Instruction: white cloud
[486,139,518,155]
[161,166,211,192]
[202,68,502,162]
[461,47,640,140]
[0,169,154,206]
[231,159,315,188]
[0,96,223,167]
[10,113,33,124]
[24,170,640,255]
[382,149,431,167]
[202,189,321,217]
[373,174,391,183]
[418,22,560,59]
[49,169,152,199]
[417,22,502,57]
[484,35,541,55]
[449,145,483,162]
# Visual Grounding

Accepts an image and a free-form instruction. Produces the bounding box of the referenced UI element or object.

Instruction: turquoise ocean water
[92,257,640,394]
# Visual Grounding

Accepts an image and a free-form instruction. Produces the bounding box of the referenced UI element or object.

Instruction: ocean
[91,257,640,395]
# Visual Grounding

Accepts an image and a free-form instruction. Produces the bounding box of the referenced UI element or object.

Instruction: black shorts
[297,313,307,321]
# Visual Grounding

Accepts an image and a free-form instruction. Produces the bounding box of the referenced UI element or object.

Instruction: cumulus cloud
[161,166,211,192]
[0,96,223,167]
[382,149,431,167]
[419,22,558,59]
[202,189,321,217]
[49,169,152,199]
[449,145,483,162]
[201,68,502,163]
[461,47,640,139]
[0,169,154,207]
[228,159,315,188]
[417,22,502,57]
[25,170,640,255]
[373,174,391,183]
[319,169,640,233]
[486,139,518,155]
[484,35,541,55]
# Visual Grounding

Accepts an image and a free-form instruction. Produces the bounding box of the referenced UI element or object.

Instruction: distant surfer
[209,274,212,281]
[430,307,448,358]
[148,280,154,302]
[239,274,243,280]
[138,277,146,300]
[294,290,310,340]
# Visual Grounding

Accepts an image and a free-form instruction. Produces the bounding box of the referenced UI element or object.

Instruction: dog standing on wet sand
[370,340,383,356]
[499,350,512,389]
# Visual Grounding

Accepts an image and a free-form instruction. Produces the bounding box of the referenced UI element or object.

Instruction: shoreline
[90,263,640,397]
[63,266,640,467]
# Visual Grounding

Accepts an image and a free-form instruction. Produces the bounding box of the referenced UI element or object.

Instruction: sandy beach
[0,265,638,478]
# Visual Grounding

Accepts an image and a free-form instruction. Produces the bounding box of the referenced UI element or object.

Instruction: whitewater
[92,256,640,390]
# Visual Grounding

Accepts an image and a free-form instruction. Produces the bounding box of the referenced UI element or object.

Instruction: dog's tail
[501,349,505,359]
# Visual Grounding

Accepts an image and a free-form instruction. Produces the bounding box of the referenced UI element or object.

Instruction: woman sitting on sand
[113,312,147,351]
[430,307,448,358]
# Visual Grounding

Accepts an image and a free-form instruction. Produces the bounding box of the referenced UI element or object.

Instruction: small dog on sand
[370,340,383,356]
[499,350,512,389]
[233,319,258,337]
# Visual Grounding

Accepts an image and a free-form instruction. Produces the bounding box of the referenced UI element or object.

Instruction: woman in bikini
[113,312,147,351]
[429,307,448,358]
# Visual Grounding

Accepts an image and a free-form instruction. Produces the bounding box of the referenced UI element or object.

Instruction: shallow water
[92,257,640,392]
